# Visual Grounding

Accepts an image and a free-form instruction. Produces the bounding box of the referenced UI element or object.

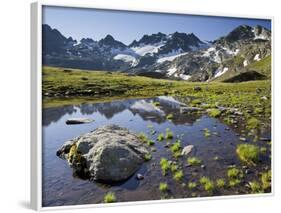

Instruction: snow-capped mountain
[42,24,271,82]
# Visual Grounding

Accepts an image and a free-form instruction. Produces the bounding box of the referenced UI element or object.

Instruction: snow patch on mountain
[214,67,229,78]
[254,54,261,61]
[113,54,138,66]
[167,67,177,76]
[243,60,248,67]
[179,74,191,80]
[131,43,165,56]
[157,50,187,63]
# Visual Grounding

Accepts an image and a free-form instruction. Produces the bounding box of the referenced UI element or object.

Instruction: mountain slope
[42,24,271,82]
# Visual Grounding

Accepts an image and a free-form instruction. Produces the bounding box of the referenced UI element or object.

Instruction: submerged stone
[56,124,149,182]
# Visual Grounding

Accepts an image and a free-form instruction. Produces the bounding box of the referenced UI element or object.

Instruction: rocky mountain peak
[99,34,126,48]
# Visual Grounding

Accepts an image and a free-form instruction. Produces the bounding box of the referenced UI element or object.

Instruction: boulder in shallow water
[56,124,149,182]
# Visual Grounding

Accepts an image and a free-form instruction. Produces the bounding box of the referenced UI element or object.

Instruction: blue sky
[43,6,271,45]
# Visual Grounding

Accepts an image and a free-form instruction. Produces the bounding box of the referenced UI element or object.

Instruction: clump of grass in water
[247,117,260,130]
[173,170,184,182]
[188,182,197,190]
[165,128,173,140]
[160,158,170,176]
[170,140,181,153]
[248,181,264,193]
[104,192,116,203]
[159,182,168,192]
[166,113,174,120]
[208,108,221,118]
[216,178,226,188]
[147,140,155,146]
[157,133,164,141]
[200,176,214,192]
[236,144,260,164]
[138,132,149,143]
[261,170,271,190]
[144,153,152,161]
[227,167,243,187]
[153,101,160,107]
[170,140,182,159]
[187,157,201,166]
[203,128,211,137]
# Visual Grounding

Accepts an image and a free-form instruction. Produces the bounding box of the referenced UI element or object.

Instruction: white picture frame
[31,1,274,211]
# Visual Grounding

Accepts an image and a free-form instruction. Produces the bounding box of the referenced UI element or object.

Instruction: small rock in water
[181,145,194,156]
[260,137,271,142]
[136,173,144,180]
[239,137,247,142]
[164,143,171,148]
[180,106,202,114]
[225,127,230,131]
[201,165,206,169]
[65,118,94,125]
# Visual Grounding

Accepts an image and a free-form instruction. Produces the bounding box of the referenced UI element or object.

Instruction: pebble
[239,137,247,142]
[136,173,144,180]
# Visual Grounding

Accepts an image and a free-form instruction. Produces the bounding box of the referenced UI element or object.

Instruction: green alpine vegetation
[187,157,202,166]
[104,192,116,203]
[236,144,260,164]
[159,182,169,192]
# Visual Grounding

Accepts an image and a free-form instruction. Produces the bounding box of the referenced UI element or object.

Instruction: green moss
[208,108,221,118]
[188,182,197,190]
[203,128,211,137]
[104,192,116,203]
[247,117,260,130]
[148,140,155,146]
[160,158,170,176]
[166,113,174,120]
[248,181,264,193]
[236,144,260,164]
[227,167,243,187]
[187,157,201,166]
[216,178,226,188]
[229,178,241,187]
[260,147,267,154]
[200,177,214,192]
[153,101,160,106]
[159,182,168,192]
[165,128,174,140]
[173,170,184,181]
[157,133,164,141]
[227,167,243,179]
[170,164,178,173]
[170,140,181,153]
[191,99,202,106]
[138,132,149,143]
[144,153,152,161]
[261,170,271,190]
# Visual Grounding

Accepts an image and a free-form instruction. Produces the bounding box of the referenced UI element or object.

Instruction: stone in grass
[65,118,94,125]
[57,124,149,182]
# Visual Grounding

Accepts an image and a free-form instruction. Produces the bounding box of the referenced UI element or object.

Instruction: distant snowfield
[131,43,165,56]
[157,51,188,63]
[214,67,229,78]
[113,54,138,66]
[179,74,191,80]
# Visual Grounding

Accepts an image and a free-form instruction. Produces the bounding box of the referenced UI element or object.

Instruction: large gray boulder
[56,124,149,182]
